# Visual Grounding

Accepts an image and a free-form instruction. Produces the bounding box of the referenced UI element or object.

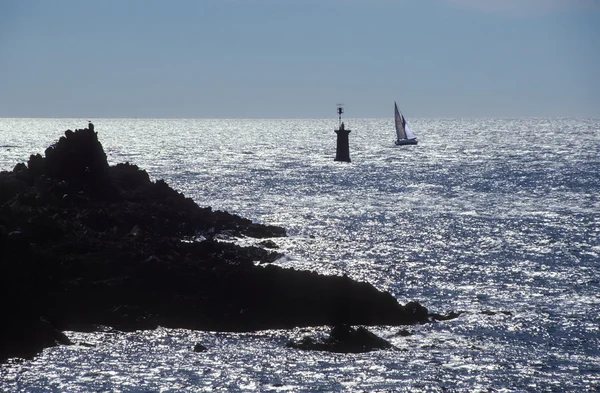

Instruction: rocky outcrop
[286,325,394,353]
[0,126,428,363]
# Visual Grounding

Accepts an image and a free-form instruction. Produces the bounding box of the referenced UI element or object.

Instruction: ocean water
[0,117,599,392]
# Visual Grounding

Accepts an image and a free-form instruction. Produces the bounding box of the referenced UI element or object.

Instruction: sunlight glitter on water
[1,118,600,391]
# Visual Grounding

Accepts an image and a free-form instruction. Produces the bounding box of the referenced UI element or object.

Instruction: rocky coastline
[0,126,430,362]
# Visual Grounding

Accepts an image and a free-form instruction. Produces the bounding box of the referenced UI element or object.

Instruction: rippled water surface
[1,118,599,392]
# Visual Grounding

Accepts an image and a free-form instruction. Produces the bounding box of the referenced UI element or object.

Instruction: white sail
[404,123,416,140]
[394,102,406,140]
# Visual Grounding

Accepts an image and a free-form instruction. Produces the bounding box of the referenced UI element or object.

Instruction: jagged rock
[193,343,207,352]
[286,325,394,353]
[0,316,72,363]
[404,301,429,321]
[43,128,109,184]
[0,125,428,363]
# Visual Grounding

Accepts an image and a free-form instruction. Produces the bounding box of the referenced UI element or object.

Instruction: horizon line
[1,115,598,120]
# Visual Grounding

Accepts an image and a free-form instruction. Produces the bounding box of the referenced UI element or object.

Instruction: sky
[0,0,599,118]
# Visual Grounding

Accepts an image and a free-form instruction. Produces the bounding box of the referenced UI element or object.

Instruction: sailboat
[394,102,418,145]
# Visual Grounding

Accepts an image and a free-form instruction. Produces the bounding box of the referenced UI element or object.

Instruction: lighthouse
[334,104,351,162]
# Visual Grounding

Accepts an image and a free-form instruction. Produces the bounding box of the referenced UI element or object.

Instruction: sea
[0,118,599,392]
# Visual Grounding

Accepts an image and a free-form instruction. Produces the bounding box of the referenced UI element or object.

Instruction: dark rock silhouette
[286,324,394,353]
[258,239,279,249]
[480,310,512,316]
[429,311,462,322]
[0,125,428,363]
[395,328,412,337]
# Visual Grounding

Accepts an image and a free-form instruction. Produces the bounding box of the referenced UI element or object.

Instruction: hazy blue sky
[1,0,598,118]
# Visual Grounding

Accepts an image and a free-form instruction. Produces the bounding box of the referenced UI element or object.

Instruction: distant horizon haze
[1,0,598,119]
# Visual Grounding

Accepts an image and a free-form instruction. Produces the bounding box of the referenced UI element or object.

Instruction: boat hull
[395,139,418,146]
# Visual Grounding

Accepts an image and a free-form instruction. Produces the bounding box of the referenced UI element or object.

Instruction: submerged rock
[258,239,279,249]
[0,125,428,363]
[429,311,462,322]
